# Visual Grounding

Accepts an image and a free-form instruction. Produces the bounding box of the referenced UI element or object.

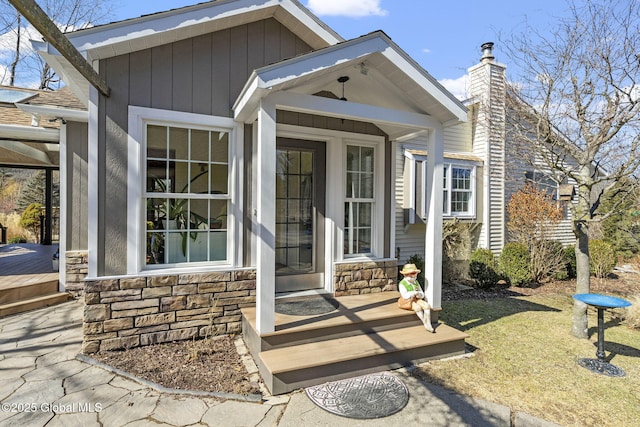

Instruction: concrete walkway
[0,300,560,427]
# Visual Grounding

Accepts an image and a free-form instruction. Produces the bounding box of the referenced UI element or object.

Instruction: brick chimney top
[480,42,495,63]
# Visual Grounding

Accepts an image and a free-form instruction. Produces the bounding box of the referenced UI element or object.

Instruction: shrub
[8,236,27,244]
[499,242,531,286]
[469,248,500,289]
[442,219,474,283]
[623,295,640,330]
[589,239,617,279]
[530,239,566,282]
[562,245,577,279]
[19,203,43,243]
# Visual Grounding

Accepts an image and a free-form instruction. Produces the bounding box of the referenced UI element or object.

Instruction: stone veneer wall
[334,260,399,296]
[65,251,88,297]
[82,269,256,353]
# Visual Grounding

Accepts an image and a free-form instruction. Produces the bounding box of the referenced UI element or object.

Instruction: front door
[275,138,326,293]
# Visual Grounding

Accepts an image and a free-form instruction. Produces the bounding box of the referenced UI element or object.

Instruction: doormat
[305,372,409,419]
[275,296,340,316]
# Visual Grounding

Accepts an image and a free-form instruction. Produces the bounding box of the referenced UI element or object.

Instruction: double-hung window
[144,124,229,266]
[344,145,374,256]
[443,164,475,217]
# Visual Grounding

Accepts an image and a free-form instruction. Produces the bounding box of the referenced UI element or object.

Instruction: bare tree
[503,0,640,338]
[1,0,113,89]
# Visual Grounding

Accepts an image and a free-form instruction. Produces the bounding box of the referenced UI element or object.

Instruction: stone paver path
[0,299,560,427]
[0,300,288,426]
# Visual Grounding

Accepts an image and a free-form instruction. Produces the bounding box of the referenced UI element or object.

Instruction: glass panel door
[275,139,325,293]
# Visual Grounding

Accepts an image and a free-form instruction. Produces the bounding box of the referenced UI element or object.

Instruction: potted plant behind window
[151,170,208,256]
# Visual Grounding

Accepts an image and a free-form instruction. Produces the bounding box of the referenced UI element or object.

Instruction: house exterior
[29,0,574,353]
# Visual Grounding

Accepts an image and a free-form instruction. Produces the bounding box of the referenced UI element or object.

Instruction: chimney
[480,42,495,63]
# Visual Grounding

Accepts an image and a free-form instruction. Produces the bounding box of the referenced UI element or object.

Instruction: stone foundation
[334,260,399,296]
[65,251,88,297]
[82,269,256,353]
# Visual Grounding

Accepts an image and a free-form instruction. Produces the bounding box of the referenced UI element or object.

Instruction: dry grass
[415,292,640,427]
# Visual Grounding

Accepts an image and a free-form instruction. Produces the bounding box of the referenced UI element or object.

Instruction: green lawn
[415,293,640,427]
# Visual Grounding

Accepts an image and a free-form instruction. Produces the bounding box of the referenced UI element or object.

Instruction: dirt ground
[91,270,638,395]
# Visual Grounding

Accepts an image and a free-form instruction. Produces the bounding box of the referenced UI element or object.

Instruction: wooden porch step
[241,292,468,395]
[0,292,71,317]
[0,280,59,305]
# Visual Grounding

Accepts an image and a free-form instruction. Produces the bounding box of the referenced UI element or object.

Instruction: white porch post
[87,85,99,278]
[425,125,444,310]
[255,98,277,333]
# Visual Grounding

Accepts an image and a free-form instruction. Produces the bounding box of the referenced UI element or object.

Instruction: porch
[0,243,70,317]
[241,291,468,395]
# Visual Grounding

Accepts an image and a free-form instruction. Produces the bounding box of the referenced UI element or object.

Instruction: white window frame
[344,143,377,257]
[127,106,243,274]
[404,149,477,221]
[443,163,476,218]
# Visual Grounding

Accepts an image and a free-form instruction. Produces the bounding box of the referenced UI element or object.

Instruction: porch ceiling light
[338,76,349,101]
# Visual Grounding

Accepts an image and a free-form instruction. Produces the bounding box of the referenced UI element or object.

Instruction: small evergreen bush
[499,242,531,286]
[562,245,577,279]
[469,248,500,288]
[589,239,617,278]
[8,236,27,244]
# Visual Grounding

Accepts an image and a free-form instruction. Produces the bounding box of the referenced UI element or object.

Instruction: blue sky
[112,0,570,99]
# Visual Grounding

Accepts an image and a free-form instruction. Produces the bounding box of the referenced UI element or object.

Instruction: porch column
[43,168,53,245]
[255,98,277,333]
[425,125,444,310]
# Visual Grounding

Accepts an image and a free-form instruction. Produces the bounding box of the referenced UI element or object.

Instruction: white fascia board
[15,104,88,123]
[65,0,340,59]
[276,0,343,45]
[233,72,269,122]
[32,41,90,106]
[0,140,53,164]
[380,45,467,123]
[0,124,60,142]
[268,91,438,130]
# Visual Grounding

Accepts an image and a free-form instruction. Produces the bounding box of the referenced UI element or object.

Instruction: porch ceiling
[234,32,467,134]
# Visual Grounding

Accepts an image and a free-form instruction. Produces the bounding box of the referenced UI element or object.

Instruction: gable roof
[33,0,343,103]
[235,31,467,127]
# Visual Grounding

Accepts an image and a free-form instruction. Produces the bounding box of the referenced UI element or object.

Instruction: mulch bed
[91,335,261,396]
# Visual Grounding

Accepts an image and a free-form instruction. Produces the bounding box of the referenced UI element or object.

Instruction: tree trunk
[9,13,21,86]
[571,182,592,338]
[572,225,590,338]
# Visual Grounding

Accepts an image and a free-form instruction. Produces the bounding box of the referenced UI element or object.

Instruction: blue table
[573,293,632,377]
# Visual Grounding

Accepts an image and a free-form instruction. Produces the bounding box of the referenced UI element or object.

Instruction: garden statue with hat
[398,263,435,332]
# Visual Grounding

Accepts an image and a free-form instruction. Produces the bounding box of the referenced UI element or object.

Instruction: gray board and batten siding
[94,18,394,275]
[65,121,89,251]
[95,18,312,276]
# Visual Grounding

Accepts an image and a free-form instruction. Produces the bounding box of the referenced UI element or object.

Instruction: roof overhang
[0,123,59,167]
[15,103,88,123]
[234,32,467,135]
[32,0,343,104]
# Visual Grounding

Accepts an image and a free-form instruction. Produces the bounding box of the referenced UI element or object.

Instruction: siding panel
[172,38,193,113]
[97,18,314,275]
[192,34,213,115]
